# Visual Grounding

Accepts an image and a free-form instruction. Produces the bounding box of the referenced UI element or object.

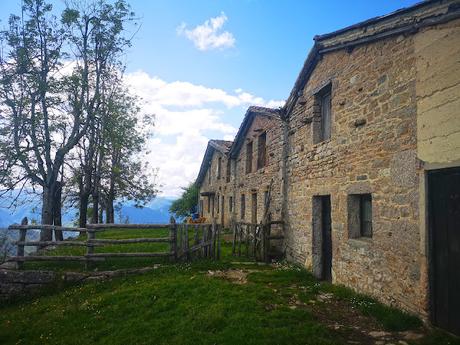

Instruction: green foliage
[169,183,199,218]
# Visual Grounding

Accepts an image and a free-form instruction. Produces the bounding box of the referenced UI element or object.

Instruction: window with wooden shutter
[257,132,267,170]
[246,142,253,174]
[320,92,331,141]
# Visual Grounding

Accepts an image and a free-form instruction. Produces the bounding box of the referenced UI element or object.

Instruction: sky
[0,0,420,197]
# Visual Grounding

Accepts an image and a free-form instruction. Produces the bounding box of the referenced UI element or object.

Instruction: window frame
[246,141,253,174]
[257,132,267,170]
[348,193,373,239]
[240,194,246,220]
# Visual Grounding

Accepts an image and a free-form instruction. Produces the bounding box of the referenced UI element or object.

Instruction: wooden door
[321,196,332,282]
[429,168,460,335]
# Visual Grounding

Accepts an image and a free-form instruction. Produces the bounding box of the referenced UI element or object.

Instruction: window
[246,141,253,174]
[348,194,373,238]
[207,197,211,213]
[251,193,257,224]
[320,91,331,141]
[217,193,220,214]
[226,160,231,183]
[229,196,233,212]
[313,83,332,144]
[217,157,222,179]
[257,132,267,170]
[240,194,245,220]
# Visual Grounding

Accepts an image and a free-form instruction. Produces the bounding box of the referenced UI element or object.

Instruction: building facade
[194,0,460,333]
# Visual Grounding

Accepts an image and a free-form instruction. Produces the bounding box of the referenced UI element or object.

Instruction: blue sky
[0,0,420,196]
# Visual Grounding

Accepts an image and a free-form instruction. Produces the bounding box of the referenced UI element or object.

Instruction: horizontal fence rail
[6,217,221,269]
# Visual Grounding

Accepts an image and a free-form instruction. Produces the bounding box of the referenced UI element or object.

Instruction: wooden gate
[428,167,460,335]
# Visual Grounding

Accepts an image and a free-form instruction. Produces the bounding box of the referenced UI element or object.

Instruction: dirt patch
[288,292,426,345]
[206,269,252,284]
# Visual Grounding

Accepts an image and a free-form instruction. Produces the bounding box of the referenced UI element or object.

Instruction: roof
[282,0,460,118]
[195,139,233,186]
[229,106,281,159]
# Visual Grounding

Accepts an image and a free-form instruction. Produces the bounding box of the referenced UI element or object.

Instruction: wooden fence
[6,217,221,269]
[232,220,284,262]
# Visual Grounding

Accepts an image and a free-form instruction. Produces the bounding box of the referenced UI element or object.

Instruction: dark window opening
[257,132,267,170]
[226,160,231,182]
[241,194,245,220]
[229,196,233,212]
[217,157,222,179]
[246,141,253,174]
[348,193,373,239]
[320,91,331,141]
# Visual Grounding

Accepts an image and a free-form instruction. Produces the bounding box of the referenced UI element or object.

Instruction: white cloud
[124,70,284,197]
[177,12,235,51]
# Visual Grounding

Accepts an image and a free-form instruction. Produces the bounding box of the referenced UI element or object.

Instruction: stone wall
[283,31,425,316]
[0,267,159,301]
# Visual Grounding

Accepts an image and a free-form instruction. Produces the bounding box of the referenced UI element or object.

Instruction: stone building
[194,0,460,334]
[228,106,284,225]
[196,140,233,227]
[280,0,460,333]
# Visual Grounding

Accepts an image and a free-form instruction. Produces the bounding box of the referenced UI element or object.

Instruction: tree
[0,0,135,239]
[170,183,199,219]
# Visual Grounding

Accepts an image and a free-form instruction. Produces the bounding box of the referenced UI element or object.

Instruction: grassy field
[1,228,459,345]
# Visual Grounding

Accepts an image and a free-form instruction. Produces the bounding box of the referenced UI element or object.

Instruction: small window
[226,160,231,183]
[229,196,233,212]
[217,193,220,214]
[257,132,267,170]
[348,194,373,238]
[207,197,211,213]
[320,92,331,141]
[217,157,222,179]
[313,83,332,144]
[246,141,253,174]
[240,194,245,220]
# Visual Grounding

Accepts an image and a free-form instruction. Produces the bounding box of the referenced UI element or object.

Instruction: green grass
[2,229,458,345]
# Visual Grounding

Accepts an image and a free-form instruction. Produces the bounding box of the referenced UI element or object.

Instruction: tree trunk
[91,194,99,224]
[106,196,114,223]
[79,192,89,228]
[53,181,63,241]
[41,185,54,241]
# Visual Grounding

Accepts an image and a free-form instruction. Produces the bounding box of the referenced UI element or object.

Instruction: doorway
[312,195,332,282]
[428,167,460,335]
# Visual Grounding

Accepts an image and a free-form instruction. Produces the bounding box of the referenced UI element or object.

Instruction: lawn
[1,228,459,345]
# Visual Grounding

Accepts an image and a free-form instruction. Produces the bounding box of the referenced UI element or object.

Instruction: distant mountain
[0,189,176,227]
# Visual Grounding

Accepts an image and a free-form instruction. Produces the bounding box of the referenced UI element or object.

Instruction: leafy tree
[170,183,199,219]
[0,0,136,238]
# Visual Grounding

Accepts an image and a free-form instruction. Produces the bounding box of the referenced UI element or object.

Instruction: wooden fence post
[252,224,257,258]
[194,225,200,259]
[211,219,216,259]
[238,224,242,257]
[86,225,95,270]
[170,217,177,262]
[184,224,189,260]
[15,217,28,270]
[217,225,223,260]
[231,221,236,256]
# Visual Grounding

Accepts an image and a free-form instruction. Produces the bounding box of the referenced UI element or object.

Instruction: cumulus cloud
[177,12,235,51]
[124,70,284,197]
